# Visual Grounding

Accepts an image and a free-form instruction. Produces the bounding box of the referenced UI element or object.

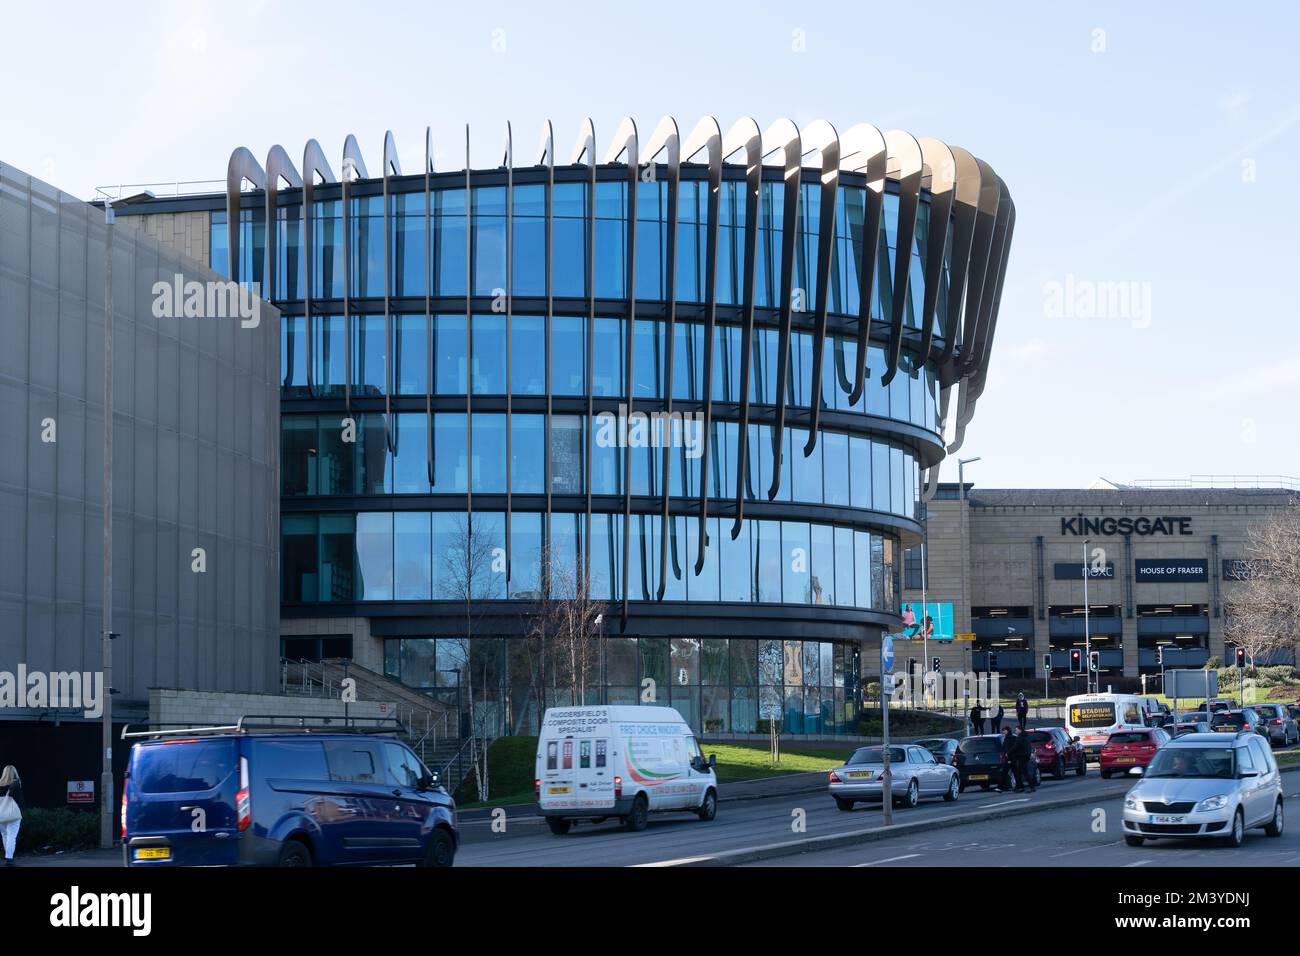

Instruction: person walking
[1015,692,1029,731]
[1011,727,1037,793]
[0,765,23,866]
[996,727,1014,791]
[969,701,985,736]
[991,702,1005,734]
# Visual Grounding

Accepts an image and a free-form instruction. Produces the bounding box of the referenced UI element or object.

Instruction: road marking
[1050,840,1121,858]
[854,853,922,867]
[979,797,1030,808]
[1124,859,1152,867]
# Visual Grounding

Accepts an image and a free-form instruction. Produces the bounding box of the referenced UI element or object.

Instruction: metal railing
[1130,475,1300,491]
[92,179,230,202]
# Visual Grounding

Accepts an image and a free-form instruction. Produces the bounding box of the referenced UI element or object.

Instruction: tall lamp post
[958,457,981,676]
[1083,538,1092,694]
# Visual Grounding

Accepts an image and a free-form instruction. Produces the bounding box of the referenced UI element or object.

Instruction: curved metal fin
[915,137,955,361]
[838,124,886,405]
[800,120,840,457]
[225,146,266,286]
[880,129,923,388]
[761,118,801,501]
[301,140,335,398]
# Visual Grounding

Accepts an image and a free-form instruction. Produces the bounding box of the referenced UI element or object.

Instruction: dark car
[913,737,960,764]
[121,717,457,867]
[1025,727,1087,779]
[1164,721,1212,738]
[1208,708,1265,738]
[953,735,1039,791]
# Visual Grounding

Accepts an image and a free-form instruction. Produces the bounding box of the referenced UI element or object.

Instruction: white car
[1121,732,1284,848]
[535,706,717,834]
[828,744,960,811]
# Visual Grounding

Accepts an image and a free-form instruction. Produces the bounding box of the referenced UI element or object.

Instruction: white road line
[854,853,922,867]
[979,797,1030,808]
[1050,840,1122,858]
[1124,859,1152,867]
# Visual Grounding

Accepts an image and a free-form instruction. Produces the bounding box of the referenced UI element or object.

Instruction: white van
[1065,693,1148,760]
[535,705,718,834]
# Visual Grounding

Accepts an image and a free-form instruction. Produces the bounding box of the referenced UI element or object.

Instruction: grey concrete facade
[0,162,281,715]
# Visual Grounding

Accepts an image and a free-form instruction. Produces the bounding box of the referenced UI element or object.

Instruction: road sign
[1168,669,1219,700]
[954,633,976,641]
[881,635,895,675]
[67,780,95,804]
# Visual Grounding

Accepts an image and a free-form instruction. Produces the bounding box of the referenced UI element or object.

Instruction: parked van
[121,717,457,867]
[1065,693,1148,760]
[535,705,718,834]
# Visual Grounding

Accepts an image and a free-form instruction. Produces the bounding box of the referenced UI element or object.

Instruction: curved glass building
[122,117,1014,736]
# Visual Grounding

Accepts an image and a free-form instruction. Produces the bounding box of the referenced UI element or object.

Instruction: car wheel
[1075,755,1087,776]
[546,817,572,836]
[624,794,649,832]
[980,784,992,791]
[1264,801,1284,838]
[697,788,717,822]
[1124,835,1145,847]
[1100,770,1112,779]
[834,797,854,812]
[1224,809,1245,848]
[277,840,313,867]
[944,775,959,802]
[419,828,456,867]
[900,779,919,809]
[1055,757,1067,780]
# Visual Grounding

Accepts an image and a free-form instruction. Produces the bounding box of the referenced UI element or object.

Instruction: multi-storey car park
[112,115,1014,737]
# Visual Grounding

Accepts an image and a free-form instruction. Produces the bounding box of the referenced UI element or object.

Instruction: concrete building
[0,161,280,806]
[898,480,1299,688]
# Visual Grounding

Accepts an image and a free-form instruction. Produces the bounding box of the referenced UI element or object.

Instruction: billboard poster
[899,601,955,641]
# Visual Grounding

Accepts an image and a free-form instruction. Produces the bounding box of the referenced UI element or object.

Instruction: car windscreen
[847,747,906,765]
[1025,732,1054,743]
[1144,747,1235,779]
[1252,706,1279,717]
[957,738,1001,755]
[1070,703,1117,728]
[1107,732,1151,744]
[134,739,237,793]
[1211,714,1248,729]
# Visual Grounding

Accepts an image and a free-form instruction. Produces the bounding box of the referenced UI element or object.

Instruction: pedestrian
[1015,692,1029,731]
[996,727,1014,791]
[0,765,23,866]
[1012,727,1037,793]
[969,701,984,736]
[991,702,1005,733]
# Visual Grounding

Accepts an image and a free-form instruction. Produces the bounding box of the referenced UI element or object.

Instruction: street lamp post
[958,457,980,676]
[1083,538,1092,694]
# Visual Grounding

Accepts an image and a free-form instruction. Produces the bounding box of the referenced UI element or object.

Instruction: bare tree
[439,517,501,802]
[524,544,606,714]
[1225,502,1300,671]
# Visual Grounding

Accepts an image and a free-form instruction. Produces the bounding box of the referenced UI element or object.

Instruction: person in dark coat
[969,702,985,736]
[1011,728,1037,793]
[1015,692,1030,731]
[996,728,1014,791]
[0,765,23,865]
[991,703,1005,733]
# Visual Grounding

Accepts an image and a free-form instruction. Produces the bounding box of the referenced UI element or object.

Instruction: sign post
[881,634,895,828]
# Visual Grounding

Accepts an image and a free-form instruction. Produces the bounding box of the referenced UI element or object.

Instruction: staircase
[280,658,457,768]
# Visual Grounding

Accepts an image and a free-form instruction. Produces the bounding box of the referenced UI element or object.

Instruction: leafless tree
[523,544,606,714]
[439,517,501,802]
[1224,502,1300,671]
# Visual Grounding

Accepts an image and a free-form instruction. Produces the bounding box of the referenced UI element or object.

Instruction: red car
[1098,727,1170,778]
[1025,728,1087,779]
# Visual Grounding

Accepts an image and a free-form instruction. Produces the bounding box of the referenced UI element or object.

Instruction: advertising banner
[899,601,955,641]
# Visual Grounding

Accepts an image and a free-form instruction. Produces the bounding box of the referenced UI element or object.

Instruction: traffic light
[907,657,917,677]
[1043,653,1052,673]
[1156,644,1164,666]
[988,651,999,671]
[932,656,942,674]
[1089,650,1100,673]
[1235,647,1246,668]
[1069,648,1082,673]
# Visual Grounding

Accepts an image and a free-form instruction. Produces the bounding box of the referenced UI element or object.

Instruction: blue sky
[2,0,1296,489]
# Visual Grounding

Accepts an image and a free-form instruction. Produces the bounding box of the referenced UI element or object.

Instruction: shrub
[16,808,100,854]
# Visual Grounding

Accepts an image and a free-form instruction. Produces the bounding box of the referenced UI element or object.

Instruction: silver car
[1249,703,1299,747]
[1121,732,1284,848]
[828,744,960,811]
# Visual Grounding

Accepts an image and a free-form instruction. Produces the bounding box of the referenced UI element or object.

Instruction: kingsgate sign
[1060,515,1192,537]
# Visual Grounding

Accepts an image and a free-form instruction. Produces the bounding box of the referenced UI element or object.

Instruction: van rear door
[127,738,240,865]
[572,735,616,810]
[539,736,578,808]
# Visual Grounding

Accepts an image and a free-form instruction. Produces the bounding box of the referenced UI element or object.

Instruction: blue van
[121,717,457,867]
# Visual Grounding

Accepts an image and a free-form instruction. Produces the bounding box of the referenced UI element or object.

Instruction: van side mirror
[708,754,716,769]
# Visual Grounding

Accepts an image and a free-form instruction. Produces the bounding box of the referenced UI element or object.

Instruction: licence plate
[1148,814,1185,825]
[968,774,988,782]
[1115,757,1136,763]
[547,786,571,794]
[847,771,873,779]
[133,847,171,861]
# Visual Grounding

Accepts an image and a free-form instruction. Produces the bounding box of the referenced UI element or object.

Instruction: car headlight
[1195,795,1229,812]
[1124,794,1141,810]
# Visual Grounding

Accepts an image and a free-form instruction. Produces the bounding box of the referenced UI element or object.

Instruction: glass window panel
[811,523,834,606]
[282,514,318,602]
[394,511,432,600]
[312,314,347,398]
[719,516,751,602]
[510,414,545,494]
[588,512,616,601]
[434,188,467,296]
[701,639,728,685]
[792,427,822,503]
[355,512,393,600]
[755,519,782,603]
[432,413,469,493]
[471,413,507,493]
[552,315,585,395]
[358,414,389,494]
[686,516,720,602]
[550,415,584,495]
[835,526,855,608]
[782,522,811,604]
[390,413,430,493]
[318,513,356,602]
[281,316,308,395]
[472,186,507,295]
[855,530,872,608]
[393,315,427,395]
[850,435,871,510]
[823,431,849,506]
[872,441,891,513]
[282,415,317,496]
[758,639,783,686]
[552,182,588,298]
[471,314,507,394]
[640,637,669,698]
[591,317,624,397]
[512,184,546,297]
[510,314,545,395]
[509,512,543,597]
[605,636,637,685]
[433,314,467,395]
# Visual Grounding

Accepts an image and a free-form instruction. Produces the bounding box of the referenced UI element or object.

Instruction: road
[456,768,1132,867]
[749,778,1300,866]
